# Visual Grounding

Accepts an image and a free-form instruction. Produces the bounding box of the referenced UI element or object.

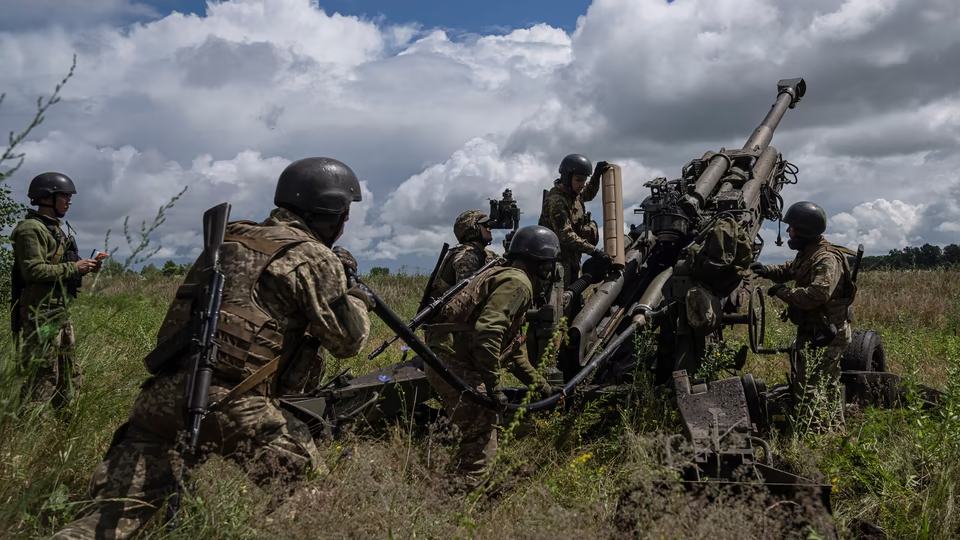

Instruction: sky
[1,0,958,272]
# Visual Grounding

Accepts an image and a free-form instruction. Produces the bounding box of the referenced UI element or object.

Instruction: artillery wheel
[841,329,886,372]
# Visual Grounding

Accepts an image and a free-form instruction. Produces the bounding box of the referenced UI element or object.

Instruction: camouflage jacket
[436,266,546,388]
[430,241,497,298]
[538,179,600,262]
[761,237,856,329]
[151,208,369,394]
[10,209,80,319]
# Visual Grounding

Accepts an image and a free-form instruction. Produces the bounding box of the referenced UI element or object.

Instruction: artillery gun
[280,78,937,511]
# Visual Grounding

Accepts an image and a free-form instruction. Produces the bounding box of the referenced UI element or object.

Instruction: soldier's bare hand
[76,258,99,275]
[332,246,358,275]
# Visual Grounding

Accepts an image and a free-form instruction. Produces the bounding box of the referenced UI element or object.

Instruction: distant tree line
[862,243,960,270]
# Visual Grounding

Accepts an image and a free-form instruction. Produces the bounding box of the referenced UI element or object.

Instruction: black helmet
[28,172,77,202]
[783,201,827,239]
[506,225,560,262]
[274,157,362,215]
[558,154,592,183]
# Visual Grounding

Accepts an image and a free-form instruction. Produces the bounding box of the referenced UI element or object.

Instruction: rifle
[183,202,231,450]
[417,242,449,313]
[367,255,504,360]
[167,203,229,524]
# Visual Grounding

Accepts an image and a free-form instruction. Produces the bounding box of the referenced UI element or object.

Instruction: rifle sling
[208,352,285,413]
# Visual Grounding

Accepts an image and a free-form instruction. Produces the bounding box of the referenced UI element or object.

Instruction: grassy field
[0,270,958,539]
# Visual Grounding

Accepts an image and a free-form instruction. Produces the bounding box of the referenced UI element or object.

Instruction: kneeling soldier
[424,225,560,480]
[55,158,372,539]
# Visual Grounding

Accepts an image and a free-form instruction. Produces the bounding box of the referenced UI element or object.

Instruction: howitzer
[562,78,808,383]
[367,255,505,360]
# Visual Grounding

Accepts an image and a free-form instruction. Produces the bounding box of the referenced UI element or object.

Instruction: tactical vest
[539,187,597,257]
[151,220,315,385]
[789,242,857,329]
[430,265,518,333]
[430,243,492,299]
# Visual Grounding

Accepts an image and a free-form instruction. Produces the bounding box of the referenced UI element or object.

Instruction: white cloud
[828,198,925,251]
[2,0,960,268]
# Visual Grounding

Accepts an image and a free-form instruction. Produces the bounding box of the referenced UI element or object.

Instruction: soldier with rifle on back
[10,172,106,408]
[428,209,498,300]
[423,225,560,484]
[55,157,373,539]
[539,154,612,286]
[750,201,858,428]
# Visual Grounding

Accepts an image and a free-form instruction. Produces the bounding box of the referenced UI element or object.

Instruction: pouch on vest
[689,216,753,295]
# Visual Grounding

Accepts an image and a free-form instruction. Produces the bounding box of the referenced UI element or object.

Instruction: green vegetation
[0,269,957,538]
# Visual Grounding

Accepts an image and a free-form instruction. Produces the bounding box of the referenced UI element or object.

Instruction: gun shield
[602,164,626,268]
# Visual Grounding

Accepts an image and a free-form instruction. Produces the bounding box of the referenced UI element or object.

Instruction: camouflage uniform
[55,208,370,540]
[757,237,856,406]
[538,178,600,286]
[424,265,548,477]
[429,242,498,299]
[10,208,82,407]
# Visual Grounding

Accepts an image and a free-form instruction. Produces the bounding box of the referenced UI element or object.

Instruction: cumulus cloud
[1,0,959,268]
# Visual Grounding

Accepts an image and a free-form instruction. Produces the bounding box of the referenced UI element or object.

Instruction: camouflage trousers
[790,323,852,430]
[19,311,79,409]
[54,371,321,540]
[424,355,498,478]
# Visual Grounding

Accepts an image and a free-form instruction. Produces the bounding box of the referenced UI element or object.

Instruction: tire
[841,329,886,372]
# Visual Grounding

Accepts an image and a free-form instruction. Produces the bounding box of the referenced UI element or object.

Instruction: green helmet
[783,201,827,239]
[454,210,489,243]
[506,225,560,262]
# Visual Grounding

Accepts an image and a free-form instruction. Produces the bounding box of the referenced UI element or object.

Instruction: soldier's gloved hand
[590,248,611,261]
[749,262,770,278]
[482,374,507,409]
[767,283,788,299]
[332,246,358,276]
[347,286,376,311]
[592,161,611,178]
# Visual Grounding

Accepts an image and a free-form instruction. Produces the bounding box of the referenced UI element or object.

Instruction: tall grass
[0,270,957,538]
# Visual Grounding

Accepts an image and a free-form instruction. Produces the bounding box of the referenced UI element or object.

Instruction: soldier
[538,154,611,286]
[750,201,856,423]
[10,172,103,408]
[428,210,498,299]
[424,225,560,482]
[54,157,372,539]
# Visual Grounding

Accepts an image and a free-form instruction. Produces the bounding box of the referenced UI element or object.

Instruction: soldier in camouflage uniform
[750,201,856,422]
[538,154,611,286]
[428,210,498,299]
[55,158,372,539]
[10,172,103,408]
[424,225,560,480]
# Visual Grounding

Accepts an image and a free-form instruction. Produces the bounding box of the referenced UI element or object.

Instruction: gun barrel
[742,78,806,152]
[685,78,805,214]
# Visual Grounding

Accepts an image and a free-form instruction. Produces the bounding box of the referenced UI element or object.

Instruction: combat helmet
[28,172,77,204]
[558,154,592,185]
[454,210,490,243]
[275,157,362,216]
[506,225,560,262]
[783,201,827,239]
